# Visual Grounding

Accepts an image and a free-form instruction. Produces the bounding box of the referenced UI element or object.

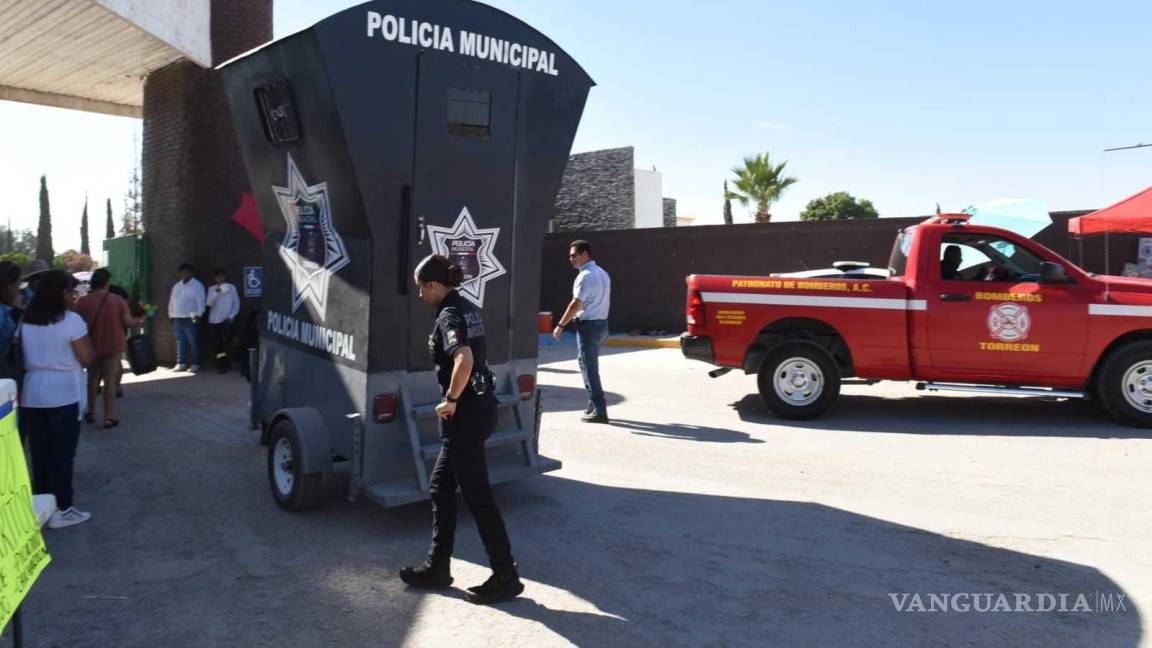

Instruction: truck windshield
[888,227,916,277]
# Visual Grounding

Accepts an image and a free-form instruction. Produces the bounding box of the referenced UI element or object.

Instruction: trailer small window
[447,88,491,140]
[255,79,301,144]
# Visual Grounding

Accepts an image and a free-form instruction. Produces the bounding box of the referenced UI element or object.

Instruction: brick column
[141,0,272,365]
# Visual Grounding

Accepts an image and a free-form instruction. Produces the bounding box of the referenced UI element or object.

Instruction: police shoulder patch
[446,329,460,347]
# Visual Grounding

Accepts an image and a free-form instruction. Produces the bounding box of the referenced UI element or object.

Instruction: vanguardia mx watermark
[889,592,1129,613]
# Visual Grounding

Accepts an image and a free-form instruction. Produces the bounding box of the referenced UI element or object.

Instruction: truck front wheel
[758,341,841,419]
[1097,341,1152,427]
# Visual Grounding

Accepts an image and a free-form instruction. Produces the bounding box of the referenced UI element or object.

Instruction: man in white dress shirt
[167,262,206,372]
[552,240,612,423]
[206,268,241,374]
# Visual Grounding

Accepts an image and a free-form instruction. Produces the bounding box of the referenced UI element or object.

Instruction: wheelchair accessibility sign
[244,267,263,298]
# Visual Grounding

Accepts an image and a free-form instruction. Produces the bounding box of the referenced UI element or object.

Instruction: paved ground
[12,346,1151,646]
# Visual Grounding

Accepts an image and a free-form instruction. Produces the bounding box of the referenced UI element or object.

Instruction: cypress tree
[80,197,90,255]
[36,175,54,263]
[105,198,115,239]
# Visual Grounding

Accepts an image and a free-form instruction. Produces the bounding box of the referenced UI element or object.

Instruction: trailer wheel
[758,340,840,419]
[1096,340,1152,427]
[267,419,323,510]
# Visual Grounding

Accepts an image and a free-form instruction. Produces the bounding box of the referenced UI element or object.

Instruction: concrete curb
[604,335,681,349]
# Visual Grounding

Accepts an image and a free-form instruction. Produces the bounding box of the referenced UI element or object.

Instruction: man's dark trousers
[576,319,609,416]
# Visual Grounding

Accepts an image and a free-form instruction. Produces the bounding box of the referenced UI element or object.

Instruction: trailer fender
[269,408,331,475]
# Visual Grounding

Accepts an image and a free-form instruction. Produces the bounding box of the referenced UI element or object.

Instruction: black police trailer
[219,0,593,509]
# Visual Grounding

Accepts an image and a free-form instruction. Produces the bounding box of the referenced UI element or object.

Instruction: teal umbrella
[962,198,1052,239]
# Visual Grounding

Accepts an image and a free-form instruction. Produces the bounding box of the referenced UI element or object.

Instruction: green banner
[0,400,50,629]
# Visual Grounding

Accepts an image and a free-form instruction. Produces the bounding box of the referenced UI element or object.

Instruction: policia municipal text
[400,255,524,604]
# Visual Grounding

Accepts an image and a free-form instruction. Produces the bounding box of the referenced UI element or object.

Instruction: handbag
[126,333,157,375]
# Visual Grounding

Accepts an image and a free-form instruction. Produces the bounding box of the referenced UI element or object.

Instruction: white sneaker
[188,365,201,373]
[173,364,188,372]
[48,507,92,529]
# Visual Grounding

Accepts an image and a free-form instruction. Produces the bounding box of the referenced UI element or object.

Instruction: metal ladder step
[419,428,533,460]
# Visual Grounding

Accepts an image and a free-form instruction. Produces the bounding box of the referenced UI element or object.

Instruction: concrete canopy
[0,0,211,117]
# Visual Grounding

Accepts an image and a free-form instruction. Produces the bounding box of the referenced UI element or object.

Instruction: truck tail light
[373,393,398,423]
[687,290,705,327]
[517,374,535,400]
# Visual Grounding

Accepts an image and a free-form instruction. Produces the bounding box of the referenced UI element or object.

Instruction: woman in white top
[20,270,95,529]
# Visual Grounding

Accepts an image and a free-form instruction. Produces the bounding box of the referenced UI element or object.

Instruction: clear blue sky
[3,0,1151,251]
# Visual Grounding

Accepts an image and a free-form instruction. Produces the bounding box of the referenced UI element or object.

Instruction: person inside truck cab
[941,245,963,280]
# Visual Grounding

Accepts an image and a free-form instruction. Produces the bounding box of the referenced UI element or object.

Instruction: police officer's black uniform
[402,289,521,602]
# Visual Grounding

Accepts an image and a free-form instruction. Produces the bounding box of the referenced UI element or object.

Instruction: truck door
[925,232,1088,381]
[407,54,519,370]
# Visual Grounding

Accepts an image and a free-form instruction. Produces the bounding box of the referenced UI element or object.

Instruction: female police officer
[399,254,524,604]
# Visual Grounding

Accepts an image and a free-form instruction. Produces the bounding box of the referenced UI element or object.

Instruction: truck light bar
[925,213,972,225]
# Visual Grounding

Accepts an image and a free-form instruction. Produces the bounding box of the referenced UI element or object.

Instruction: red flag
[231,192,264,243]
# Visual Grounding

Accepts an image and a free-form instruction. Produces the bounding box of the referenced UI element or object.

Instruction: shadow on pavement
[26,371,1142,647]
[540,385,627,413]
[610,418,765,444]
[451,477,1141,647]
[731,392,1149,439]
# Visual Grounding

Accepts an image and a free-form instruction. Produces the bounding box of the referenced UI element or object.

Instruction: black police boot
[464,566,524,605]
[399,559,453,589]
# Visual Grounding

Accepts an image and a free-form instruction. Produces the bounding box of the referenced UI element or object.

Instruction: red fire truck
[681,214,1152,427]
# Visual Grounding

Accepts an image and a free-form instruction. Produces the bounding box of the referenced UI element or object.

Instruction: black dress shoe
[399,560,453,589]
[464,570,524,605]
[580,412,609,424]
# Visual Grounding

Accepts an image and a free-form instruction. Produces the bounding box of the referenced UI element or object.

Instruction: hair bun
[447,265,464,287]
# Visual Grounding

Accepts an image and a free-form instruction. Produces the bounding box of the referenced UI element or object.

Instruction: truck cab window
[940,233,1044,282]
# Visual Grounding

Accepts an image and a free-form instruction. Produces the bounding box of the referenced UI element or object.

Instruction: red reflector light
[687,290,705,326]
[517,374,535,400]
[373,393,398,423]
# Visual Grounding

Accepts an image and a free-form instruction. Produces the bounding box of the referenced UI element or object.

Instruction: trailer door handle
[940,293,971,302]
[398,185,412,295]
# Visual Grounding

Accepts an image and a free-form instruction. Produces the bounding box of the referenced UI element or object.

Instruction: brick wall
[552,146,635,232]
[141,0,271,364]
[662,198,677,227]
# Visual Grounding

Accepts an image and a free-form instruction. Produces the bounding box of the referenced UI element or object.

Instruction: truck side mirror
[1040,262,1068,284]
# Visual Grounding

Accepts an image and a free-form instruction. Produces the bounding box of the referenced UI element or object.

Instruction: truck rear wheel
[267,419,324,510]
[758,340,841,419]
[1096,340,1152,427]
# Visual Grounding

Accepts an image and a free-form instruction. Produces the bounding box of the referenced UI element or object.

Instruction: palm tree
[726,153,797,223]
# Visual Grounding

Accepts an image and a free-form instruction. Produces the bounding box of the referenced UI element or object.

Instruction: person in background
[20,259,50,307]
[106,283,132,398]
[941,245,964,280]
[205,269,240,374]
[75,269,143,428]
[0,261,23,374]
[167,262,205,372]
[552,240,613,423]
[20,270,95,529]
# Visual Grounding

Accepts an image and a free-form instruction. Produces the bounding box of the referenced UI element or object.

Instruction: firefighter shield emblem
[987,303,1031,342]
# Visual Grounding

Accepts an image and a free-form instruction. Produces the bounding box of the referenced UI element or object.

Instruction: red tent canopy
[1069,186,1152,235]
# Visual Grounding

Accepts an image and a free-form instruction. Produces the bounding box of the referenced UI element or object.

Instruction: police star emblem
[427,207,506,307]
[272,154,350,320]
